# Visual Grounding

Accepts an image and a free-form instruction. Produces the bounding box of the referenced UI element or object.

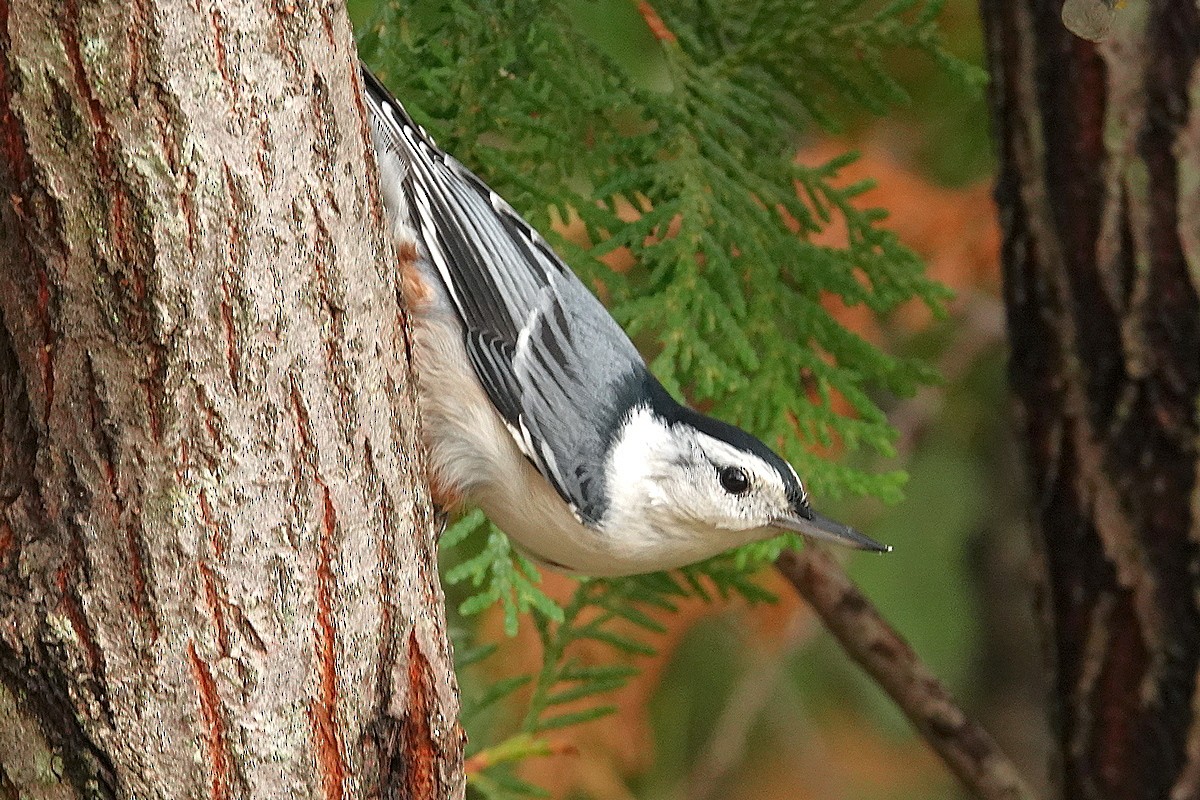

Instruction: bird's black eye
[718,466,750,495]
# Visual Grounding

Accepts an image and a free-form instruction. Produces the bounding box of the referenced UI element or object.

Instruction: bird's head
[607,394,889,554]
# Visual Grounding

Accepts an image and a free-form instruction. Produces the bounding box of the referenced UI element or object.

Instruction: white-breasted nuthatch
[362,68,889,576]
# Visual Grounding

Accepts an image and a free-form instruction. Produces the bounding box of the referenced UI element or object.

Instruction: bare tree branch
[775,547,1039,800]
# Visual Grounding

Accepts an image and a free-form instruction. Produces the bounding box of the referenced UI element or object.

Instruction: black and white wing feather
[363,68,648,526]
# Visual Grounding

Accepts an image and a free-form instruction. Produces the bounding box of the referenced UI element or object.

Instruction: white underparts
[412,297,776,574]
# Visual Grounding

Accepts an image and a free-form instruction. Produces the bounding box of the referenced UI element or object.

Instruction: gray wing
[363,67,644,526]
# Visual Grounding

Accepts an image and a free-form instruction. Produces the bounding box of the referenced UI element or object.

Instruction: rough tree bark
[0,1,464,798]
[981,2,1200,799]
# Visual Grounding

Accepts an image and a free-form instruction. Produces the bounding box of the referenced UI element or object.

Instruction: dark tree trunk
[981,2,1200,798]
[0,1,464,797]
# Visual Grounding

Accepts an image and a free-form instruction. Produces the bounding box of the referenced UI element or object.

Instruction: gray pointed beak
[771,506,891,553]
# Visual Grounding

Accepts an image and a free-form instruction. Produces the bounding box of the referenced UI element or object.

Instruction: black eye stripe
[718,466,750,495]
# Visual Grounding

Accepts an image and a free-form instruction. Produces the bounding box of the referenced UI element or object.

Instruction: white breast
[413,305,768,575]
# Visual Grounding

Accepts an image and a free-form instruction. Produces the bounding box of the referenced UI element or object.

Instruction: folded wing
[363,67,648,527]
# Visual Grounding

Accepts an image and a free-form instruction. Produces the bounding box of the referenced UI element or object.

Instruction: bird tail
[360,64,425,252]
[362,66,419,143]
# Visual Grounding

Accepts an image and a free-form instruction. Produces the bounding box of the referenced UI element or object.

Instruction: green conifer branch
[361,0,976,792]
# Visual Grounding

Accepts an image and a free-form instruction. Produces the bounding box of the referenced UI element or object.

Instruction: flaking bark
[0,1,464,798]
[980,2,1200,798]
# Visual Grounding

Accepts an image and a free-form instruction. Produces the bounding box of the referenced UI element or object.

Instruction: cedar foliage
[359,2,981,795]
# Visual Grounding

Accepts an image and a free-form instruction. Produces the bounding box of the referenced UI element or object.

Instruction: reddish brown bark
[980,2,1200,798]
[0,1,463,797]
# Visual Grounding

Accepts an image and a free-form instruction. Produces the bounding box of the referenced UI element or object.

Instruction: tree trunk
[0,1,464,798]
[981,2,1200,799]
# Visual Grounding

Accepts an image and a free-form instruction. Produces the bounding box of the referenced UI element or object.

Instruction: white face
[593,406,885,569]
[665,430,801,532]
[604,407,804,539]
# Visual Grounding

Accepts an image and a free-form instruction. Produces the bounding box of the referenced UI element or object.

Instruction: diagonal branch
[775,547,1039,800]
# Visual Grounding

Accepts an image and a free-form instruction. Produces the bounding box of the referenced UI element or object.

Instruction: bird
[361,67,889,577]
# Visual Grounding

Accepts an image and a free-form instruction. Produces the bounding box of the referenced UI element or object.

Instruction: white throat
[594,406,769,570]
[603,405,680,527]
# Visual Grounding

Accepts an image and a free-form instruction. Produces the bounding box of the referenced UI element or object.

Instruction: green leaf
[475,675,534,713]
[534,705,619,732]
